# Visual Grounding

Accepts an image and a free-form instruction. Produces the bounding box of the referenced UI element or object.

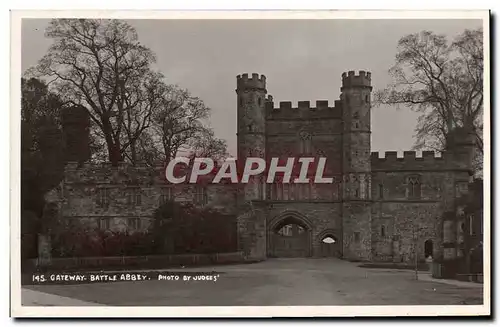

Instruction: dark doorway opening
[424,239,433,258]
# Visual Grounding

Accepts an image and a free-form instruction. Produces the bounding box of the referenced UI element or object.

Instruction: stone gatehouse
[51,71,476,263]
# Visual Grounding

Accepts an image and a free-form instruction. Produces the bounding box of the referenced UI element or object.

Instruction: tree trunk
[102,120,122,166]
[130,141,137,165]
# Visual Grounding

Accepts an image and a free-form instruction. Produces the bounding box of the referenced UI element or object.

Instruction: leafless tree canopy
[27,19,227,166]
[374,28,483,174]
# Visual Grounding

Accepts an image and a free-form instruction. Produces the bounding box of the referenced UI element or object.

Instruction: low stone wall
[456,273,484,284]
[23,252,245,272]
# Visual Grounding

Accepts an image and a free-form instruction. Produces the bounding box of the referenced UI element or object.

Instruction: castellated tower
[236,73,267,200]
[340,71,373,260]
[236,73,267,261]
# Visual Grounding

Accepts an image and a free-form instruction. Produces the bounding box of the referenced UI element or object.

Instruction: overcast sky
[21,18,482,156]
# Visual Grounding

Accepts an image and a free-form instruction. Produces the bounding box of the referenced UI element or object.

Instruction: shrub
[51,229,156,258]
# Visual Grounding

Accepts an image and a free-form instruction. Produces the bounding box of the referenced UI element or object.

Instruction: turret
[340,70,373,261]
[341,70,372,91]
[236,73,267,200]
[341,70,372,189]
[236,73,268,262]
[236,73,266,91]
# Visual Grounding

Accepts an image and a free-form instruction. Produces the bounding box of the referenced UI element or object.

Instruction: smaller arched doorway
[424,239,433,258]
[269,215,312,258]
[319,232,342,257]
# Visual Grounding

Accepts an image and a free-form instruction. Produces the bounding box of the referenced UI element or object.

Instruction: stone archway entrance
[318,230,342,257]
[320,235,341,257]
[269,214,312,258]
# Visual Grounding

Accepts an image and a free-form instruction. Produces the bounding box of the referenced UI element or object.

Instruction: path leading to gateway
[22,258,483,306]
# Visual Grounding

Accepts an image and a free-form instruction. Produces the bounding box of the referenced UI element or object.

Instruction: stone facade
[234,71,475,262]
[54,163,238,234]
[52,71,476,263]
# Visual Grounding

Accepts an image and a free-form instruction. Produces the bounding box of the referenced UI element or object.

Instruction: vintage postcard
[10,10,490,317]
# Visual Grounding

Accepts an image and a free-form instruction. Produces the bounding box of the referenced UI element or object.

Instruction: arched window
[380,225,385,237]
[365,95,370,103]
[299,131,312,154]
[407,175,422,199]
[322,236,336,244]
[258,97,262,106]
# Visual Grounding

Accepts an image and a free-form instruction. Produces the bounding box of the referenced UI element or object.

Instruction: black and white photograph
[10,10,490,317]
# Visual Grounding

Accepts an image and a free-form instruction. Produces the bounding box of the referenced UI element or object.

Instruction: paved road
[22,258,483,306]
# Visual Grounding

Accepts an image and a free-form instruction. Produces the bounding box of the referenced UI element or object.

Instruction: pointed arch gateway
[268,211,313,258]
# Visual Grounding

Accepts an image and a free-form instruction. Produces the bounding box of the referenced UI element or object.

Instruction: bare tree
[189,128,228,162]
[28,19,159,165]
[374,28,483,173]
[140,85,217,164]
[120,71,168,164]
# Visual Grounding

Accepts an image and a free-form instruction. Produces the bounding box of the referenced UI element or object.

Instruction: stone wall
[265,119,342,175]
[342,201,372,260]
[60,163,239,233]
[370,159,471,263]
[371,201,442,262]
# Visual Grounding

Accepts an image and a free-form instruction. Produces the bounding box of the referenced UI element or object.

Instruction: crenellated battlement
[369,150,469,171]
[341,70,372,90]
[265,99,343,119]
[236,73,266,90]
[371,151,443,161]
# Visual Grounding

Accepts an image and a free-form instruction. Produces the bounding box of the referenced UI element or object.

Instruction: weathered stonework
[55,71,475,263]
[58,163,239,234]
